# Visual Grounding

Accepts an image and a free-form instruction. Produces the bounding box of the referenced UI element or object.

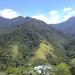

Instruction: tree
[70,59,75,75]
[55,63,71,75]
[6,66,17,75]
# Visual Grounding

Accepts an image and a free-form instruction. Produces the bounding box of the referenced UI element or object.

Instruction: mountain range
[0,16,75,75]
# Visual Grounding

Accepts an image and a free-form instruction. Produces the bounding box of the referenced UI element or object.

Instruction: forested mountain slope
[0,16,74,75]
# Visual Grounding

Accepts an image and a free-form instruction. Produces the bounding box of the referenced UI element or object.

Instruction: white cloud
[63,7,72,12]
[0,9,20,19]
[63,15,72,21]
[69,10,75,15]
[33,7,75,24]
[49,11,58,15]
[63,7,75,21]
[49,11,61,24]
[32,11,61,24]
[32,14,50,24]
[0,8,75,24]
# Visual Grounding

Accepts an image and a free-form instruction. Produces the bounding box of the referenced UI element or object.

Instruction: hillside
[0,16,67,63]
[51,17,75,39]
[0,16,25,33]
[0,16,72,75]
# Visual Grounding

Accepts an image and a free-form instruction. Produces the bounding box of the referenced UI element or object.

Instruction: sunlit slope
[34,43,53,60]
[29,42,55,64]
[9,45,19,59]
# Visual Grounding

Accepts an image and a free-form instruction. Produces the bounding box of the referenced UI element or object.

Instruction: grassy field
[9,45,18,59]
[0,72,5,75]
[29,42,54,64]
[34,43,53,60]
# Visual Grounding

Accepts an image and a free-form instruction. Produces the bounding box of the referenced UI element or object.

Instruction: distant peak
[25,16,32,19]
[0,16,9,19]
[16,16,24,18]
[24,16,33,22]
[67,16,75,21]
[11,16,24,19]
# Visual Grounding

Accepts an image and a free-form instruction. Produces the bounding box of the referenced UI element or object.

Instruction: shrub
[55,63,71,75]
[6,66,17,75]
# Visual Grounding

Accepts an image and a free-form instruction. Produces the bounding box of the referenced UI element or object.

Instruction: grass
[0,72,5,75]
[9,45,18,59]
[35,43,51,60]
[30,42,54,64]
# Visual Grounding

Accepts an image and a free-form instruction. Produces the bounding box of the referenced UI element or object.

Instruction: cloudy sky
[0,0,75,24]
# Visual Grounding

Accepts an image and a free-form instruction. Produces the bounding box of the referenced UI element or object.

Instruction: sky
[0,0,75,24]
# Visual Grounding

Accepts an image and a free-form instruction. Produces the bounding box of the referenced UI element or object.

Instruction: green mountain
[0,17,67,65]
[0,16,73,75]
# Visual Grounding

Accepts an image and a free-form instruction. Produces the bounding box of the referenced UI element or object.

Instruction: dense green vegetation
[0,17,75,75]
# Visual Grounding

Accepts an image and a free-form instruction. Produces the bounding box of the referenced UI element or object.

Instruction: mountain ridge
[50,16,75,39]
[0,16,75,75]
[0,16,67,65]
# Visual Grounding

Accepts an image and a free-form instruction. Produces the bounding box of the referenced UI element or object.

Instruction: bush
[55,63,71,75]
[70,59,75,75]
[6,66,17,75]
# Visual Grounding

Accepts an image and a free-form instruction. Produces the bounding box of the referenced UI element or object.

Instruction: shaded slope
[51,17,75,39]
